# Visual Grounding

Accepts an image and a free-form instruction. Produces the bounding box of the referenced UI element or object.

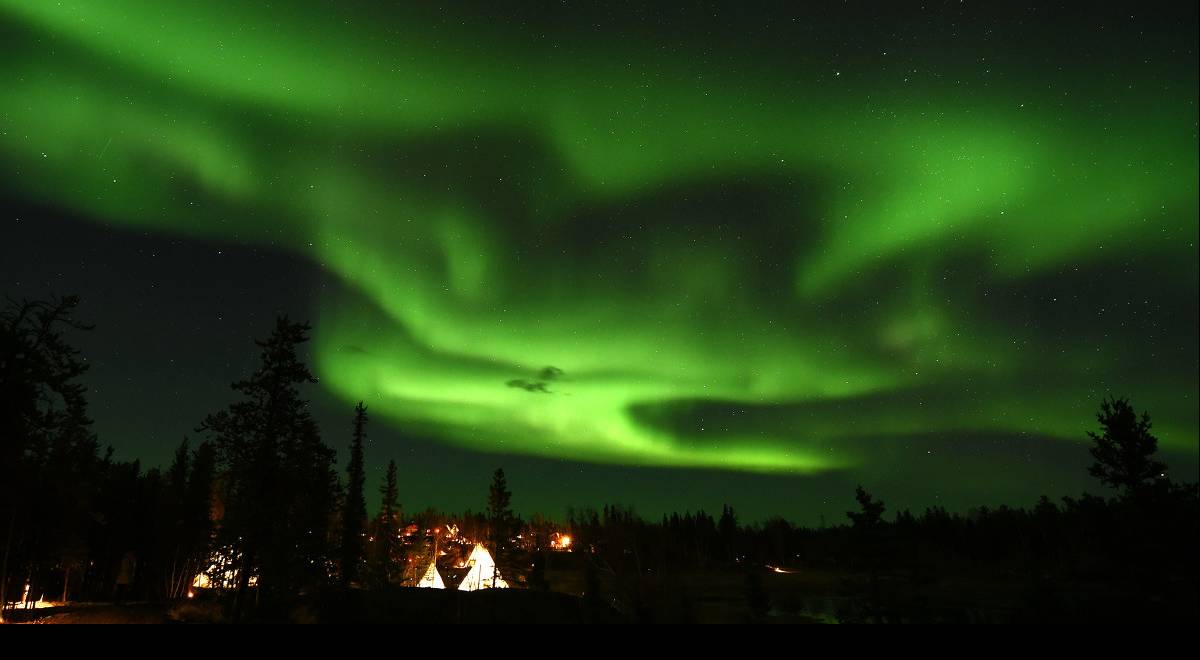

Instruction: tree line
[0,295,530,621]
[2,294,1196,623]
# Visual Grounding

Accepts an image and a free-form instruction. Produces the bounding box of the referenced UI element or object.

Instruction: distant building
[549,532,573,551]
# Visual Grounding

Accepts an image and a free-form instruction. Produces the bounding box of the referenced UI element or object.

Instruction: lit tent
[417,560,446,589]
[456,543,508,591]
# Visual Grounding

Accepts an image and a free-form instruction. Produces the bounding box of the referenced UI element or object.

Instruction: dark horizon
[5,208,1197,525]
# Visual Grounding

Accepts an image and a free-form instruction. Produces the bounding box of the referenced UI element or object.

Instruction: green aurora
[2,2,1197,481]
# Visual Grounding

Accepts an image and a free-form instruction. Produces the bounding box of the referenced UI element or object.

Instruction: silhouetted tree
[182,441,216,593]
[0,295,97,622]
[485,468,516,587]
[718,504,738,562]
[847,485,886,529]
[1087,397,1167,498]
[341,402,368,587]
[487,468,513,548]
[168,439,191,503]
[152,438,216,600]
[199,316,337,618]
[162,439,191,597]
[371,459,401,586]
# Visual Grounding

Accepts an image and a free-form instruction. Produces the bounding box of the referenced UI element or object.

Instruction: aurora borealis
[2,2,1197,520]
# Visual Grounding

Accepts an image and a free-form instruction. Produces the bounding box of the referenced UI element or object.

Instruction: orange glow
[15,583,58,609]
[550,532,573,551]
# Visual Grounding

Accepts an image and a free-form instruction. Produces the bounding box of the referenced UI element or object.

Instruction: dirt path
[9,603,170,624]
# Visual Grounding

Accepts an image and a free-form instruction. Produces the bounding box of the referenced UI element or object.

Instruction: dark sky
[2,1,1197,524]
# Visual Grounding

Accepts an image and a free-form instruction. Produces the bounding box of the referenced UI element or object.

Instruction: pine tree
[183,441,216,595]
[1087,397,1167,497]
[168,439,191,499]
[199,316,336,617]
[0,295,97,622]
[487,468,513,549]
[341,402,368,587]
[373,459,400,586]
[164,439,191,598]
[718,504,738,562]
[847,485,886,529]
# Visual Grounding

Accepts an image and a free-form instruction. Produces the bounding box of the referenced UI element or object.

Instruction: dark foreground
[9,563,1196,624]
[7,590,622,625]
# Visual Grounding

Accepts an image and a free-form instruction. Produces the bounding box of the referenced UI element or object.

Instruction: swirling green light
[2,1,1195,474]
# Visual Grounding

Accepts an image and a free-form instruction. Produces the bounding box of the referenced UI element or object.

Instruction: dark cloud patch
[507,366,565,393]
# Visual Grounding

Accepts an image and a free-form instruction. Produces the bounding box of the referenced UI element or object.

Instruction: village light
[549,532,573,551]
[417,543,508,591]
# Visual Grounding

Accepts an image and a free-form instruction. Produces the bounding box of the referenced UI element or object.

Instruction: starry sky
[2,1,1197,523]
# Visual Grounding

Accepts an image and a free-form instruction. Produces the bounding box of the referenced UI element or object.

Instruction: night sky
[2,1,1197,524]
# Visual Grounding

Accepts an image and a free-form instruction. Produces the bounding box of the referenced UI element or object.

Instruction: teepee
[417,560,446,589]
[457,543,508,591]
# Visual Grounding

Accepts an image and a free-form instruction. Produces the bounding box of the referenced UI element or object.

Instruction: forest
[2,294,1196,623]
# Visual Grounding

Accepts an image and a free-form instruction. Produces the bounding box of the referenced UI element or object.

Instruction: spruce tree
[183,441,216,596]
[1087,397,1167,497]
[199,316,336,616]
[164,438,191,597]
[341,402,368,587]
[0,295,96,622]
[374,459,400,586]
[718,504,738,562]
[847,485,886,529]
[487,468,513,549]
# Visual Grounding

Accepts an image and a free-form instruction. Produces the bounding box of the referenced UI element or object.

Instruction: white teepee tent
[456,543,508,591]
[417,559,446,589]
